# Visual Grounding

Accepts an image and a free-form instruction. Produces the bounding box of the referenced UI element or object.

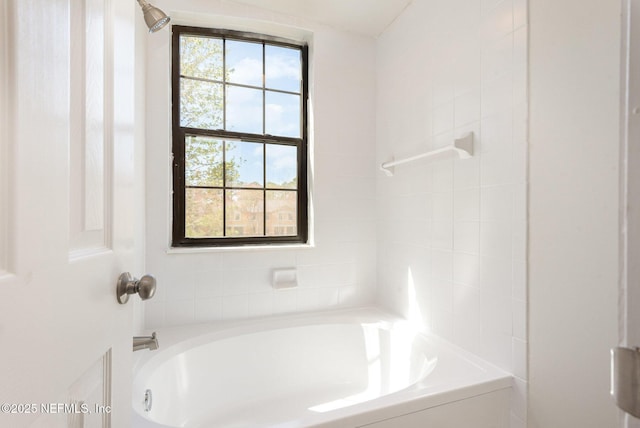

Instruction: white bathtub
[132,308,512,428]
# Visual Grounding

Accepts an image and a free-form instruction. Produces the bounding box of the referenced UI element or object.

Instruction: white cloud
[266,55,300,81]
[228,57,262,86]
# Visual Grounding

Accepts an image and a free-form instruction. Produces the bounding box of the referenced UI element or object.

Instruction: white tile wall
[142,0,527,425]
[376,0,527,426]
[143,0,377,328]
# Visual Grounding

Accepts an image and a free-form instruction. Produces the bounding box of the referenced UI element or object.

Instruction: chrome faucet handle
[117,272,157,304]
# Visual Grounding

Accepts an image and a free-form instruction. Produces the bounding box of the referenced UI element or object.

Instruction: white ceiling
[227,0,413,37]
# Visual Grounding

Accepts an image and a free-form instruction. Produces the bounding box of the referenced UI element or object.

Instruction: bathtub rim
[132,306,512,428]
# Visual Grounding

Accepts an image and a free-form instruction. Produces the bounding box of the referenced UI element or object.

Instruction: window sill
[166,243,315,254]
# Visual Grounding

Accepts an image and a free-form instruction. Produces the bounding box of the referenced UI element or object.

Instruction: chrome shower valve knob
[116,272,157,304]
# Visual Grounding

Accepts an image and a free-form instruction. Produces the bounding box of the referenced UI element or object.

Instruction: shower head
[137,0,170,33]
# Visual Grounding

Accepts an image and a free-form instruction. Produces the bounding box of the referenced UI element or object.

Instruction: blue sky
[227,141,297,186]
[224,41,300,186]
[225,40,302,138]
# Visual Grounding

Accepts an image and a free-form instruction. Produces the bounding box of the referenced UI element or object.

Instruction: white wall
[528,0,620,427]
[143,0,377,328]
[375,0,528,426]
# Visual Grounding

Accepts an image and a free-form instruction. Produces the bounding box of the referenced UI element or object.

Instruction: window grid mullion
[222,38,227,131]
[222,38,227,238]
[262,43,267,237]
[186,184,298,192]
[263,144,267,237]
[222,139,227,237]
[262,42,266,136]
[181,127,301,145]
[180,74,300,96]
[179,74,223,85]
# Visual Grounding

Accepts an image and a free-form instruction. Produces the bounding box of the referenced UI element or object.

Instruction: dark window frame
[171,25,309,247]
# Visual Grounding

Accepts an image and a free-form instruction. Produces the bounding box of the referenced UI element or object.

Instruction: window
[171,26,308,247]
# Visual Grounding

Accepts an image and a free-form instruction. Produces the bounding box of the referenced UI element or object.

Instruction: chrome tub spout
[133,332,159,352]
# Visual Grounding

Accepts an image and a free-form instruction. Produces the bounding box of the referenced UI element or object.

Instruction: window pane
[180,35,223,81]
[265,91,300,138]
[186,188,224,238]
[265,45,301,93]
[226,189,264,237]
[225,141,263,187]
[226,86,263,134]
[266,144,297,189]
[173,27,307,247]
[180,79,223,130]
[185,136,224,187]
[226,40,263,87]
[266,191,297,236]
